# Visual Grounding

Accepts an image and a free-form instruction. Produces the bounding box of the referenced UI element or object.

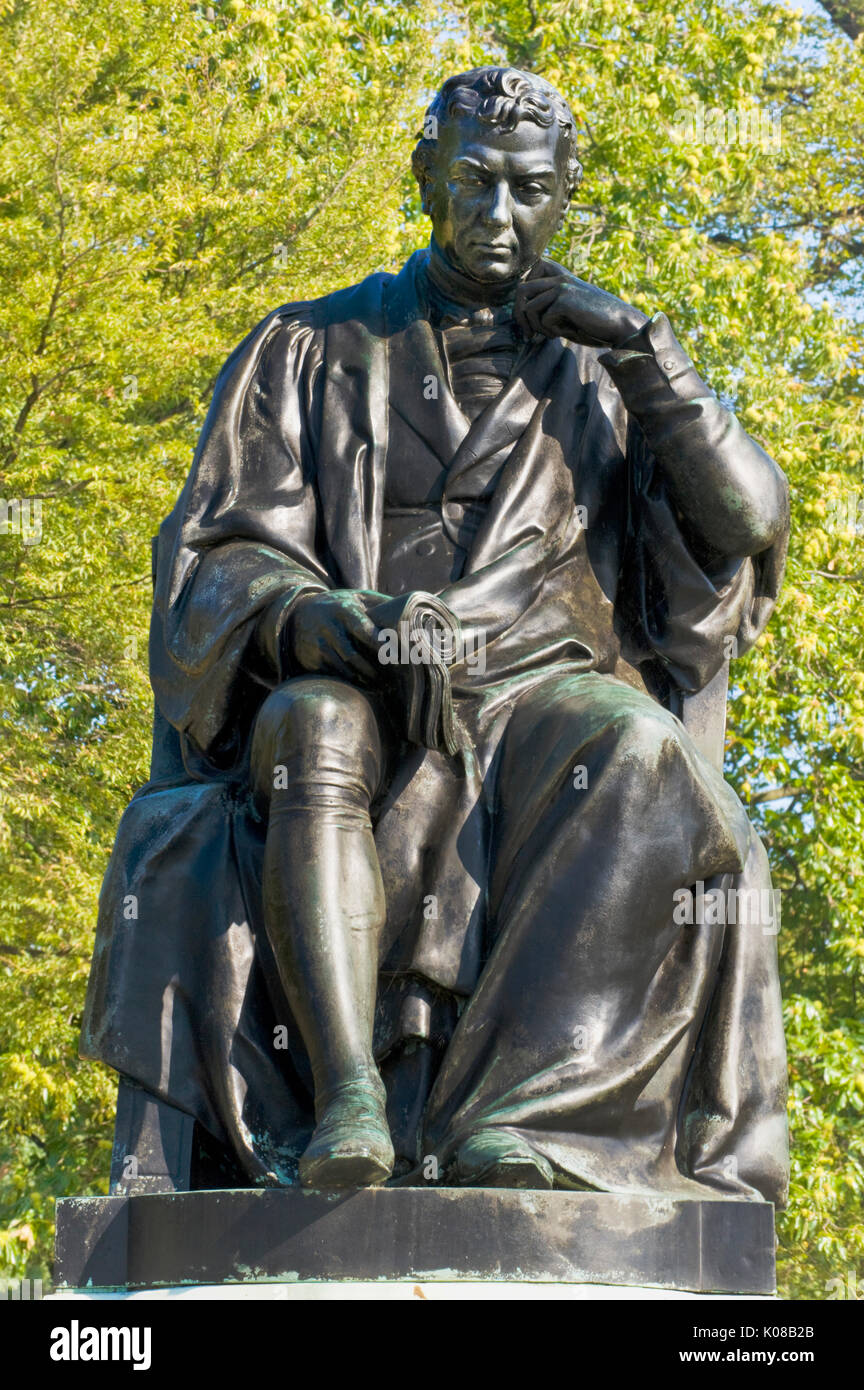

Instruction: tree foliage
[1,0,862,1300]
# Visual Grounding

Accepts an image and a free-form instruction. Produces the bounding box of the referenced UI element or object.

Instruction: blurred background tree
[1,0,862,1300]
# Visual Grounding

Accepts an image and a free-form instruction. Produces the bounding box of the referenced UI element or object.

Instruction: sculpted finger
[330,633,379,685]
[518,275,565,296]
[516,283,557,336]
[353,589,392,612]
[350,612,382,656]
[350,648,382,684]
[514,294,533,337]
[523,286,560,336]
[515,276,566,318]
[341,617,385,680]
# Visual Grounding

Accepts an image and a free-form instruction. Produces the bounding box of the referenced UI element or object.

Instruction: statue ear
[413,143,439,217]
[417,170,434,216]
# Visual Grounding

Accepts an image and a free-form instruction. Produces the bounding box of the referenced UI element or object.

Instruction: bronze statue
[82,67,790,1205]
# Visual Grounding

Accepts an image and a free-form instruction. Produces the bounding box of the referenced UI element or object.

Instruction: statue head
[412,66,582,286]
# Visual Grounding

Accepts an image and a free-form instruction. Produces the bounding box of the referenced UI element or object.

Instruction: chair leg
[109,1076,195,1194]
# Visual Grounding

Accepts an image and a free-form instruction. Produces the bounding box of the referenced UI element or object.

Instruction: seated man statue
[82,66,790,1203]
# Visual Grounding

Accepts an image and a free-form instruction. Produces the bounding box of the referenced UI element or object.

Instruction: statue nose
[484,183,512,226]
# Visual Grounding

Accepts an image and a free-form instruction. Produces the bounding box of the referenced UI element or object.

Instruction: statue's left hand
[514,263,649,348]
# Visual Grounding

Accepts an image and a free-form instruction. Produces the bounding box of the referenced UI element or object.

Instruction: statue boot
[453,1130,554,1190]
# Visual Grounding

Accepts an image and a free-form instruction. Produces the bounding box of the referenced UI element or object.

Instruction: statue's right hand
[288,589,386,686]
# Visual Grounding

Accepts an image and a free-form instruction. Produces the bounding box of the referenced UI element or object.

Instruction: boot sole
[454,1141,555,1191]
[299,1147,393,1190]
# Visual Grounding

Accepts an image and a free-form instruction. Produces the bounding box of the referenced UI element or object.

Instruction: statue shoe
[453,1131,554,1190]
[299,1077,394,1189]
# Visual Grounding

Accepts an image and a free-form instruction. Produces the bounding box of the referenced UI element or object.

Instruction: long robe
[81,250,789,1204]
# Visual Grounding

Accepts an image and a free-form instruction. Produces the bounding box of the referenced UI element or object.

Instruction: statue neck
[427,237,526,309]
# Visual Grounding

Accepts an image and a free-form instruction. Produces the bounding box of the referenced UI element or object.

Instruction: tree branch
[818,1,864,41]
[750,783,807,804]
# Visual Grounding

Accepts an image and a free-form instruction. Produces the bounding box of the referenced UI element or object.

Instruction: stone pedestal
[54,1188,776,1296]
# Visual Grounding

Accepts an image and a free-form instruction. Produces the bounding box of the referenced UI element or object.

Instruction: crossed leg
[251,675,395,1187]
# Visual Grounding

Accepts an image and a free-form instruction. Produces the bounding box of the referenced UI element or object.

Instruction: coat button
[416,540,437,557]
[662,358,676,370]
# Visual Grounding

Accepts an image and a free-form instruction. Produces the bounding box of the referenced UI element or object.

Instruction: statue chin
[453,250,523,284]
[429,234,532,301]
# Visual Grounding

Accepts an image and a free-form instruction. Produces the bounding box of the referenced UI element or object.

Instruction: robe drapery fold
[82,250,789,1203]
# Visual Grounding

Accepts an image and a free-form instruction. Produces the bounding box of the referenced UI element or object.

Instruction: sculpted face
[421,113,570,284]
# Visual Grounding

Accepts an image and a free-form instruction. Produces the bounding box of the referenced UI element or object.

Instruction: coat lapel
[383,254,471,468]
[442,334,566,503]
[317,273,391,588]
[383,251,568,514]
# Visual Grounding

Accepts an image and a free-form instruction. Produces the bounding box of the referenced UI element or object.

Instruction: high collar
[427,237,527,309]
